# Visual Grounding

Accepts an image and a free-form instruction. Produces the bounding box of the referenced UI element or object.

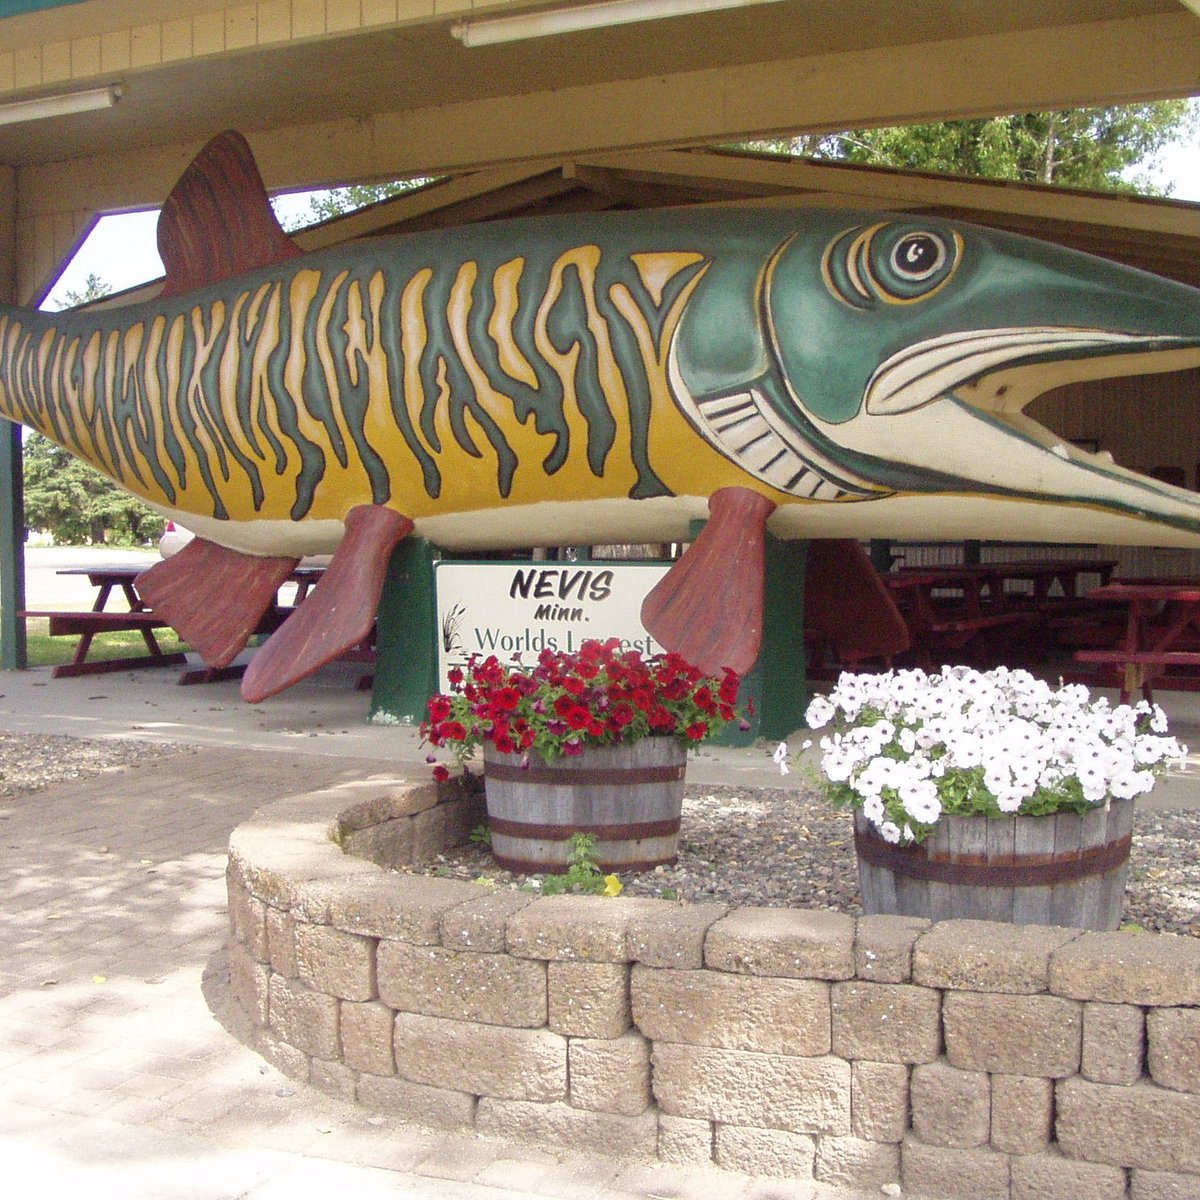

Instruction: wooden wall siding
[0,0,473,92]
[891,542,1200,578]
[1032,369,1200,490]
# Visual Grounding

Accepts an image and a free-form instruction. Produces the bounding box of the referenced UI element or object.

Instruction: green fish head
[673,209,1200,542]
[768,214,1200,426]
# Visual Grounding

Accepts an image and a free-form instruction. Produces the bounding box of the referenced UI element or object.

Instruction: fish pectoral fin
[240,505,415,703]
[136,540,300,668]
[640,486,777,676]
[158,129,303,297]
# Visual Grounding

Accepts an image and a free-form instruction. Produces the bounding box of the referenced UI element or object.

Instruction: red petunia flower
[565,705,592,731]
[432,764,451,782]
[648,705,674,731]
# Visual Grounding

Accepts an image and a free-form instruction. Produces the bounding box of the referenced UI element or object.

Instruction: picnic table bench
[24,561,373,685]
[883,568,1039,667]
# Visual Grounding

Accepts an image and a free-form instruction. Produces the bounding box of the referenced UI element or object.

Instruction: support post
[369,537,439,725]
[869,538,894,573]
[0,420,26,671]
[0,165,25,671]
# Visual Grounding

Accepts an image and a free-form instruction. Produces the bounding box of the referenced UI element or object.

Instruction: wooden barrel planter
[853,797,1135,930]
[482,738,688,873]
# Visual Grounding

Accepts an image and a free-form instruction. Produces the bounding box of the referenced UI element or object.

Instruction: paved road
[20,545,159,611]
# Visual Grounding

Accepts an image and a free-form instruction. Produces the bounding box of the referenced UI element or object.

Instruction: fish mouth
[868,324,1200,487]
[866,326,1200,444]
[853,325,1200,535]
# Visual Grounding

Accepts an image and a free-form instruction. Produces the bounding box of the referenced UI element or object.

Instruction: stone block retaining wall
[226,777,1200,1200]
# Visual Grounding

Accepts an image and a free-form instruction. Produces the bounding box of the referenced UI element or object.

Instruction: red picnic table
[24,564,187,679]
[1073,579,1200,703]
[883,569,1032,667]
[23,564,334,683]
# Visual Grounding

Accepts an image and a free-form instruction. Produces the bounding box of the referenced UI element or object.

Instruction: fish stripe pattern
[0,245,712,525]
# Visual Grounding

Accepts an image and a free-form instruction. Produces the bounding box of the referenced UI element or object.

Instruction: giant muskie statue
[3,131,1200,700]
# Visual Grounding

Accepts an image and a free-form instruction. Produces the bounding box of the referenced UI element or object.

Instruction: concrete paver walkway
[0,666,877,1200]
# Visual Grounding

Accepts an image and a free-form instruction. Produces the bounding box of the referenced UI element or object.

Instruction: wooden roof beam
[648,151,1200,238]
[21,10,1200,221]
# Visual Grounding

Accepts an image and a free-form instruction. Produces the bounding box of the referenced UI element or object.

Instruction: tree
[747,101,1197,195]
[278,179,431,231]
[54,271,112,310]
[22,433,164,546]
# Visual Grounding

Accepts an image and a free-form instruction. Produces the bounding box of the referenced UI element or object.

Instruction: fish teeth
[688,387,876,501]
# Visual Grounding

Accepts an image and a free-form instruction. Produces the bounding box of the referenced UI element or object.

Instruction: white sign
[434,561,671,688]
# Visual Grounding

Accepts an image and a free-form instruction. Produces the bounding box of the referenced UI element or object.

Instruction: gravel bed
[0,733,1193,937]
[0,731,180,798]
[412,782,1200,938]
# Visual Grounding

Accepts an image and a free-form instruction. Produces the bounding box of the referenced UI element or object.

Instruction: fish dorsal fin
[158,129,303,297]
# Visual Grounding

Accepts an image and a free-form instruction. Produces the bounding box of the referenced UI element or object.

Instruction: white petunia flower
[800,665,1180,845]
[878,820,902,844]
[805,695,836,729]
[773,742,791,775]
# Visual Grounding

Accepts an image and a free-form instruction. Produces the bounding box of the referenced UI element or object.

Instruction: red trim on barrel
[492,853,679,874]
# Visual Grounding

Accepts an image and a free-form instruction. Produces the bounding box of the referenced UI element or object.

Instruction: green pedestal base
[367,531,810,745]
[710,532,808,747]
[369,537,439,725]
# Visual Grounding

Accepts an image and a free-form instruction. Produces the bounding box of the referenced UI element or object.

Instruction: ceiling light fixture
[0,84,122,128]
[452,0,785,47]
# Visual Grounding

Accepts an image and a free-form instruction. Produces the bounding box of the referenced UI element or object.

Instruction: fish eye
[822,222,962,308]
[890,233,946,281]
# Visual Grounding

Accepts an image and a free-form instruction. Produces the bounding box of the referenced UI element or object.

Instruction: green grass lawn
[21,618,190,668]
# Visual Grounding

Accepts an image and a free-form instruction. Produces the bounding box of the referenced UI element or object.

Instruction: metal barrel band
[487,815,682,841]
[854,826,1133,887]
[483,760,686,785]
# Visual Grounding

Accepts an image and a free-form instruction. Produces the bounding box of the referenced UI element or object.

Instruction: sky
[37,130,1200,311]
[40,191,317,309]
